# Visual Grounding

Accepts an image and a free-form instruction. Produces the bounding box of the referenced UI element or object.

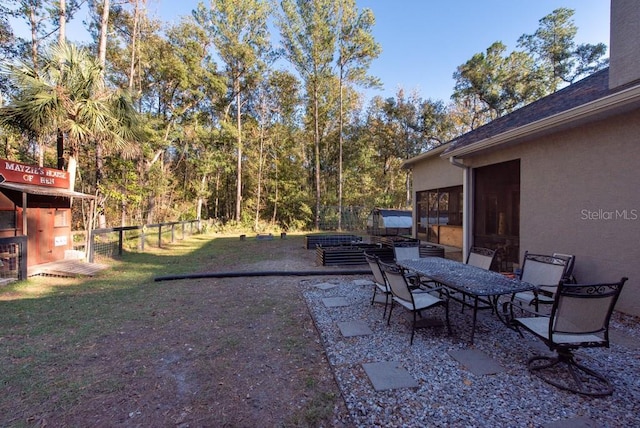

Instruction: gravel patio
[301,277,640,427]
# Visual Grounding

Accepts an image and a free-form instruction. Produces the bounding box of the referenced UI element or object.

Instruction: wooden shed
[0,159,94,273]
[366,208,412,236]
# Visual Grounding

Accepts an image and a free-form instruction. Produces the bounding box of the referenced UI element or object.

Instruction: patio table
[398,257,535,343]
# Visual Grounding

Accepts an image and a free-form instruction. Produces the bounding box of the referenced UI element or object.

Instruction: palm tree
[0,42,139,191]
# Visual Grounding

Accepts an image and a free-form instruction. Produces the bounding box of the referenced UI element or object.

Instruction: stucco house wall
[408,145,464,240]
[460,111,640,315]
[411,148,462,192]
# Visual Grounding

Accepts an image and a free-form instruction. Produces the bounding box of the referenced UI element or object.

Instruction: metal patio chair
[460,247,497,312]
[364,251,392,318]
[466,247,496,270]
[379,261,451,345]
[392,241,439,288]
[552,252,577,283]
[511,277,628,396]
[392,241,420,261]
[510,252,569,313]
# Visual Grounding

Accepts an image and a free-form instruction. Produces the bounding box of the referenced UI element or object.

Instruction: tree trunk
[338,72,344,231]
[254,124,265,231]
[235,81,242,222]
[67,153,78,191]
[196,173,207,221]
[58,0,66,44]
[98,0,110,67]
[271,151,278,225]
[96,0,111,228]
[56,130,64,169]
[28,6,39,71]
[214,169,220,219]
[128,0,140,91]
[314,80,321,230]
[56,1,66,172]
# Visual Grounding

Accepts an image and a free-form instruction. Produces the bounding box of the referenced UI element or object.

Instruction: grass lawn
[0,232,349,426]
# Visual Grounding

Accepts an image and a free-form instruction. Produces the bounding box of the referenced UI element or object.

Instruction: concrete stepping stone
[610,328,640,350]
[353,279,373,286]
[449,349,504,375]
[362,361,418,391]
[322,297,350,307]
[372,293,388,304]
[337,320,373,337]
[543,417,598,428]
[315,282,339,290]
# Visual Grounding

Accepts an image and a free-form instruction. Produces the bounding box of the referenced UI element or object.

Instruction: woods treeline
[0,1,607,231]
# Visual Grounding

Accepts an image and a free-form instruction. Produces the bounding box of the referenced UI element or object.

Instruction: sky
[152,0,612,102]
[12,0,611,103]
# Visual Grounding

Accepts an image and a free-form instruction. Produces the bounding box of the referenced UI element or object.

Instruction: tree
[518,8,608,90]
[335,0,380,229]
[453,41,545,121]
[132,17,225,224]
[362,95,407,208]
[452,8,608,130]
[3,0,84,168]
[194,0,271,224]
[0,42,139,193]
[0,6,18,96]
[5,0,82,69]
[258,70,304,229]
[278,0,338,229]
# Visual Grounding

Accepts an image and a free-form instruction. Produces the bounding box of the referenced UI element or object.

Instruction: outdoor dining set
[364,242,628,397]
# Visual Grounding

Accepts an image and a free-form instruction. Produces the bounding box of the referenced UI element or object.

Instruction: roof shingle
[444,68,613,154]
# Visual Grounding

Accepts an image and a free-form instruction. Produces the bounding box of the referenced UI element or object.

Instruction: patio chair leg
[444,301,452,335]
[372,286,390,319]
[387,302,394,326]
[410,311,416,345]
[382,294,389,319]
[527,351,614,396]
[469,300,479,344]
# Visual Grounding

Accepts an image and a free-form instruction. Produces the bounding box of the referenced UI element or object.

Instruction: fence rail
[87,220,202,262]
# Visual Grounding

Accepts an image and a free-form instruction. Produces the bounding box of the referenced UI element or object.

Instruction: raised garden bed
[419,245,446,258]
[371,235,419,247]
[315,244,393,266]
[304,234,362,250]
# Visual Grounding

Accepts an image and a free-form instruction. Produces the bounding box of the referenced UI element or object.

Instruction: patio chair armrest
[418,278,441,289]
[415,286,450,299]
[502,300,549,324]
[536,286,556,298]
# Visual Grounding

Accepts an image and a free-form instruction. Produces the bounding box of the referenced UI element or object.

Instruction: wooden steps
[28,260,109,278]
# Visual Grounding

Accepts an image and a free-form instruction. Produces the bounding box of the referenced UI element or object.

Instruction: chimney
[609,0,640,89]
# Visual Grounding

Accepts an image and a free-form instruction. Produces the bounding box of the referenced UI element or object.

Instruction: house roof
[401,141,452,169]
[436,67,640,159]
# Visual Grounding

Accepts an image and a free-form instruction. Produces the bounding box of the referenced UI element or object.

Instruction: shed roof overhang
[0,182,95,207]
[443,83,640,159]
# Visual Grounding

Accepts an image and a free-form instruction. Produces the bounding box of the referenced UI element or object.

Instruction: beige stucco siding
[520,111,639,315]
[411,155,462,192]
[465,110,640,315]
[409,153,464,239]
